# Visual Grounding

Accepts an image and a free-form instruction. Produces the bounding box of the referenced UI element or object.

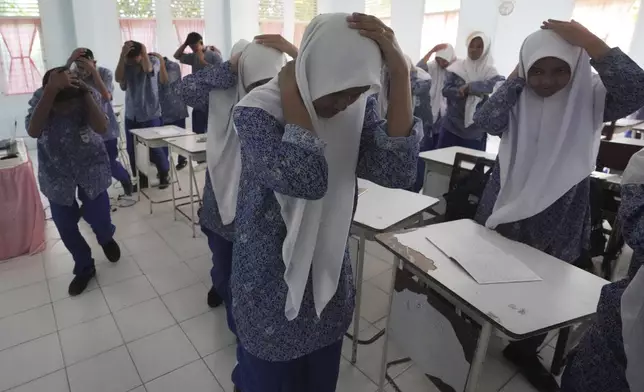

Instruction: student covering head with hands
[228,12,421,392]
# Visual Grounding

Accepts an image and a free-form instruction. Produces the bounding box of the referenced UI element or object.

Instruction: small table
[349,178,439,364]
[165,135,207,237]
[129,125,194,213]
[375,220,608,392]
[0,139,46,260]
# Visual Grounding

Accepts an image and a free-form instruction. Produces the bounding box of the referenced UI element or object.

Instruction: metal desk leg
[464,321,493,392]
[134,135,140,203]
[351,232,367,364]
[551,327,571,375]
[189,156,196,238]
[377,258,400,392]
[171,146,177,221]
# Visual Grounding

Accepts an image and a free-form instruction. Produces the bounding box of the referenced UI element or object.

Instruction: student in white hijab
[175,35,294,313]
[473,20,644,392]
[420,43,456,132]
[228,12,421,392]
[437,32,504,150]
[562,149,644,392]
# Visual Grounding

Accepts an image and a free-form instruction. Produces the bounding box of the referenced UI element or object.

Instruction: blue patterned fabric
[180,50,222,73]
[410,67,433,144]
[28,67,119,141]
[176,60,238,239]
[561,184,644,392]
[159,59,189,124]
[230,96,421,362]
[441,72,505,140]
[122,56,162,122]
[27,90,111,207]
[475,47,644,264]
[175,61,237,112]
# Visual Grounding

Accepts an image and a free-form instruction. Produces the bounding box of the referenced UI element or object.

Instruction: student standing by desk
[115,41,170,190]
[562,149,644,392]
[173,32,222,137]
[473,21,644,391]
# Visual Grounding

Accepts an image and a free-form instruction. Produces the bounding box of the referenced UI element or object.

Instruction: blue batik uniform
[121,56,168,176]
[180,50,223,134]
[160,59,189,127]
[175,60,237,331]
[409,68,433,193]
[474,47,644,363]
[229,95,421,391]
[26,89,116,278]
[438,72,505,150]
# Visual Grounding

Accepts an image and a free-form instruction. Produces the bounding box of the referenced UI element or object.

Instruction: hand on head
[254,34,298,58]
[432,43,449,53]
[68,48,86,63]
[121,41,134,57]
[541,19,596,48]
[346,13,407,75]
[45,69,78,93]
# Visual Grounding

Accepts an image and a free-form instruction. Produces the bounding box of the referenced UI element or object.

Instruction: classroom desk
[129,125,194,213]
[165,135,207,238]
[375,219,608,392]
[349,178,439,364]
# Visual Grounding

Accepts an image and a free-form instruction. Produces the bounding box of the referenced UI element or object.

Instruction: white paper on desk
[156,128,179,137]
[424,231,542,284]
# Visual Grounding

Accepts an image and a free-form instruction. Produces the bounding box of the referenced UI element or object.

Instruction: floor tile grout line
[137,269,229,392]
[95,282,146,391]
[42,263,72,392]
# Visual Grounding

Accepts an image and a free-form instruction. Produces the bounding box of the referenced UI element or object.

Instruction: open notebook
[425,227,542,285]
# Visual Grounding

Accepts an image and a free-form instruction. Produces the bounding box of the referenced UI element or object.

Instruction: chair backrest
[443,153,496,222]
[597,138,644,172]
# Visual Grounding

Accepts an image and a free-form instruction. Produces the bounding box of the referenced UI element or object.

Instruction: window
[0,0,45,95]
[420,0,460,59]
[259,0,285,37]
[172,0,205,75]
[365,0,391,26]
[572,0,641,51]
[294,0,317,47]
[117,0,157,52]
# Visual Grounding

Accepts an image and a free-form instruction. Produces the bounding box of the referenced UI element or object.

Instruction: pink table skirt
[0,158,46,261]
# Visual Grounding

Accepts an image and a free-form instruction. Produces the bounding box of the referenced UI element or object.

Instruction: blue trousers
[191,109,208,134]
[104,139,131,184]
[201,226,235,334]
[232,340,343,392]
[49,189,115,277]
[436,127,488,151]
[124,118,169,175]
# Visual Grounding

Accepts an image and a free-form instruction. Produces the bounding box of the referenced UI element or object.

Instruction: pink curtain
[420,11,460,59]
[120,19,158,52]
[0,19,42,95]
[259,20,284,35]
[174,19,205,75]
[572,0,640,50]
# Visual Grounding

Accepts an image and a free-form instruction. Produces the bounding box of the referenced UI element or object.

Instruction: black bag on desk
[443,153,495,222]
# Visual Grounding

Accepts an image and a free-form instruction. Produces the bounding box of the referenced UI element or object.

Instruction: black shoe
[68,270,96,296]
[122,180,134,196]
[503,346,560,392]
[138,174,149,189]
[208,287,223,308]
[159,172,170,190]
[102,239,121,263]
[176,159,188,171]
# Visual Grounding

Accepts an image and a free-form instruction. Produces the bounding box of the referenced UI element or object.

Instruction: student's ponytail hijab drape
[206,40,286,225]
[237,13,383,320]
[447,32,498,127]
[621,148,644,392]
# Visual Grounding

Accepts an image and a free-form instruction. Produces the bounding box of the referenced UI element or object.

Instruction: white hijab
[427,44,456,121]
[206,40,286,225]
[486,29,606,229]
[621,148,644,392]
[237,13,383,320]
[447,33,498,127]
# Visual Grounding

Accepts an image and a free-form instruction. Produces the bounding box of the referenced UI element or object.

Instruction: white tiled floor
[0,189,597,392]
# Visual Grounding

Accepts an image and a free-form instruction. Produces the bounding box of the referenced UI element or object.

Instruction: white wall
[317,0,365,14]
[391,0,425,59]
